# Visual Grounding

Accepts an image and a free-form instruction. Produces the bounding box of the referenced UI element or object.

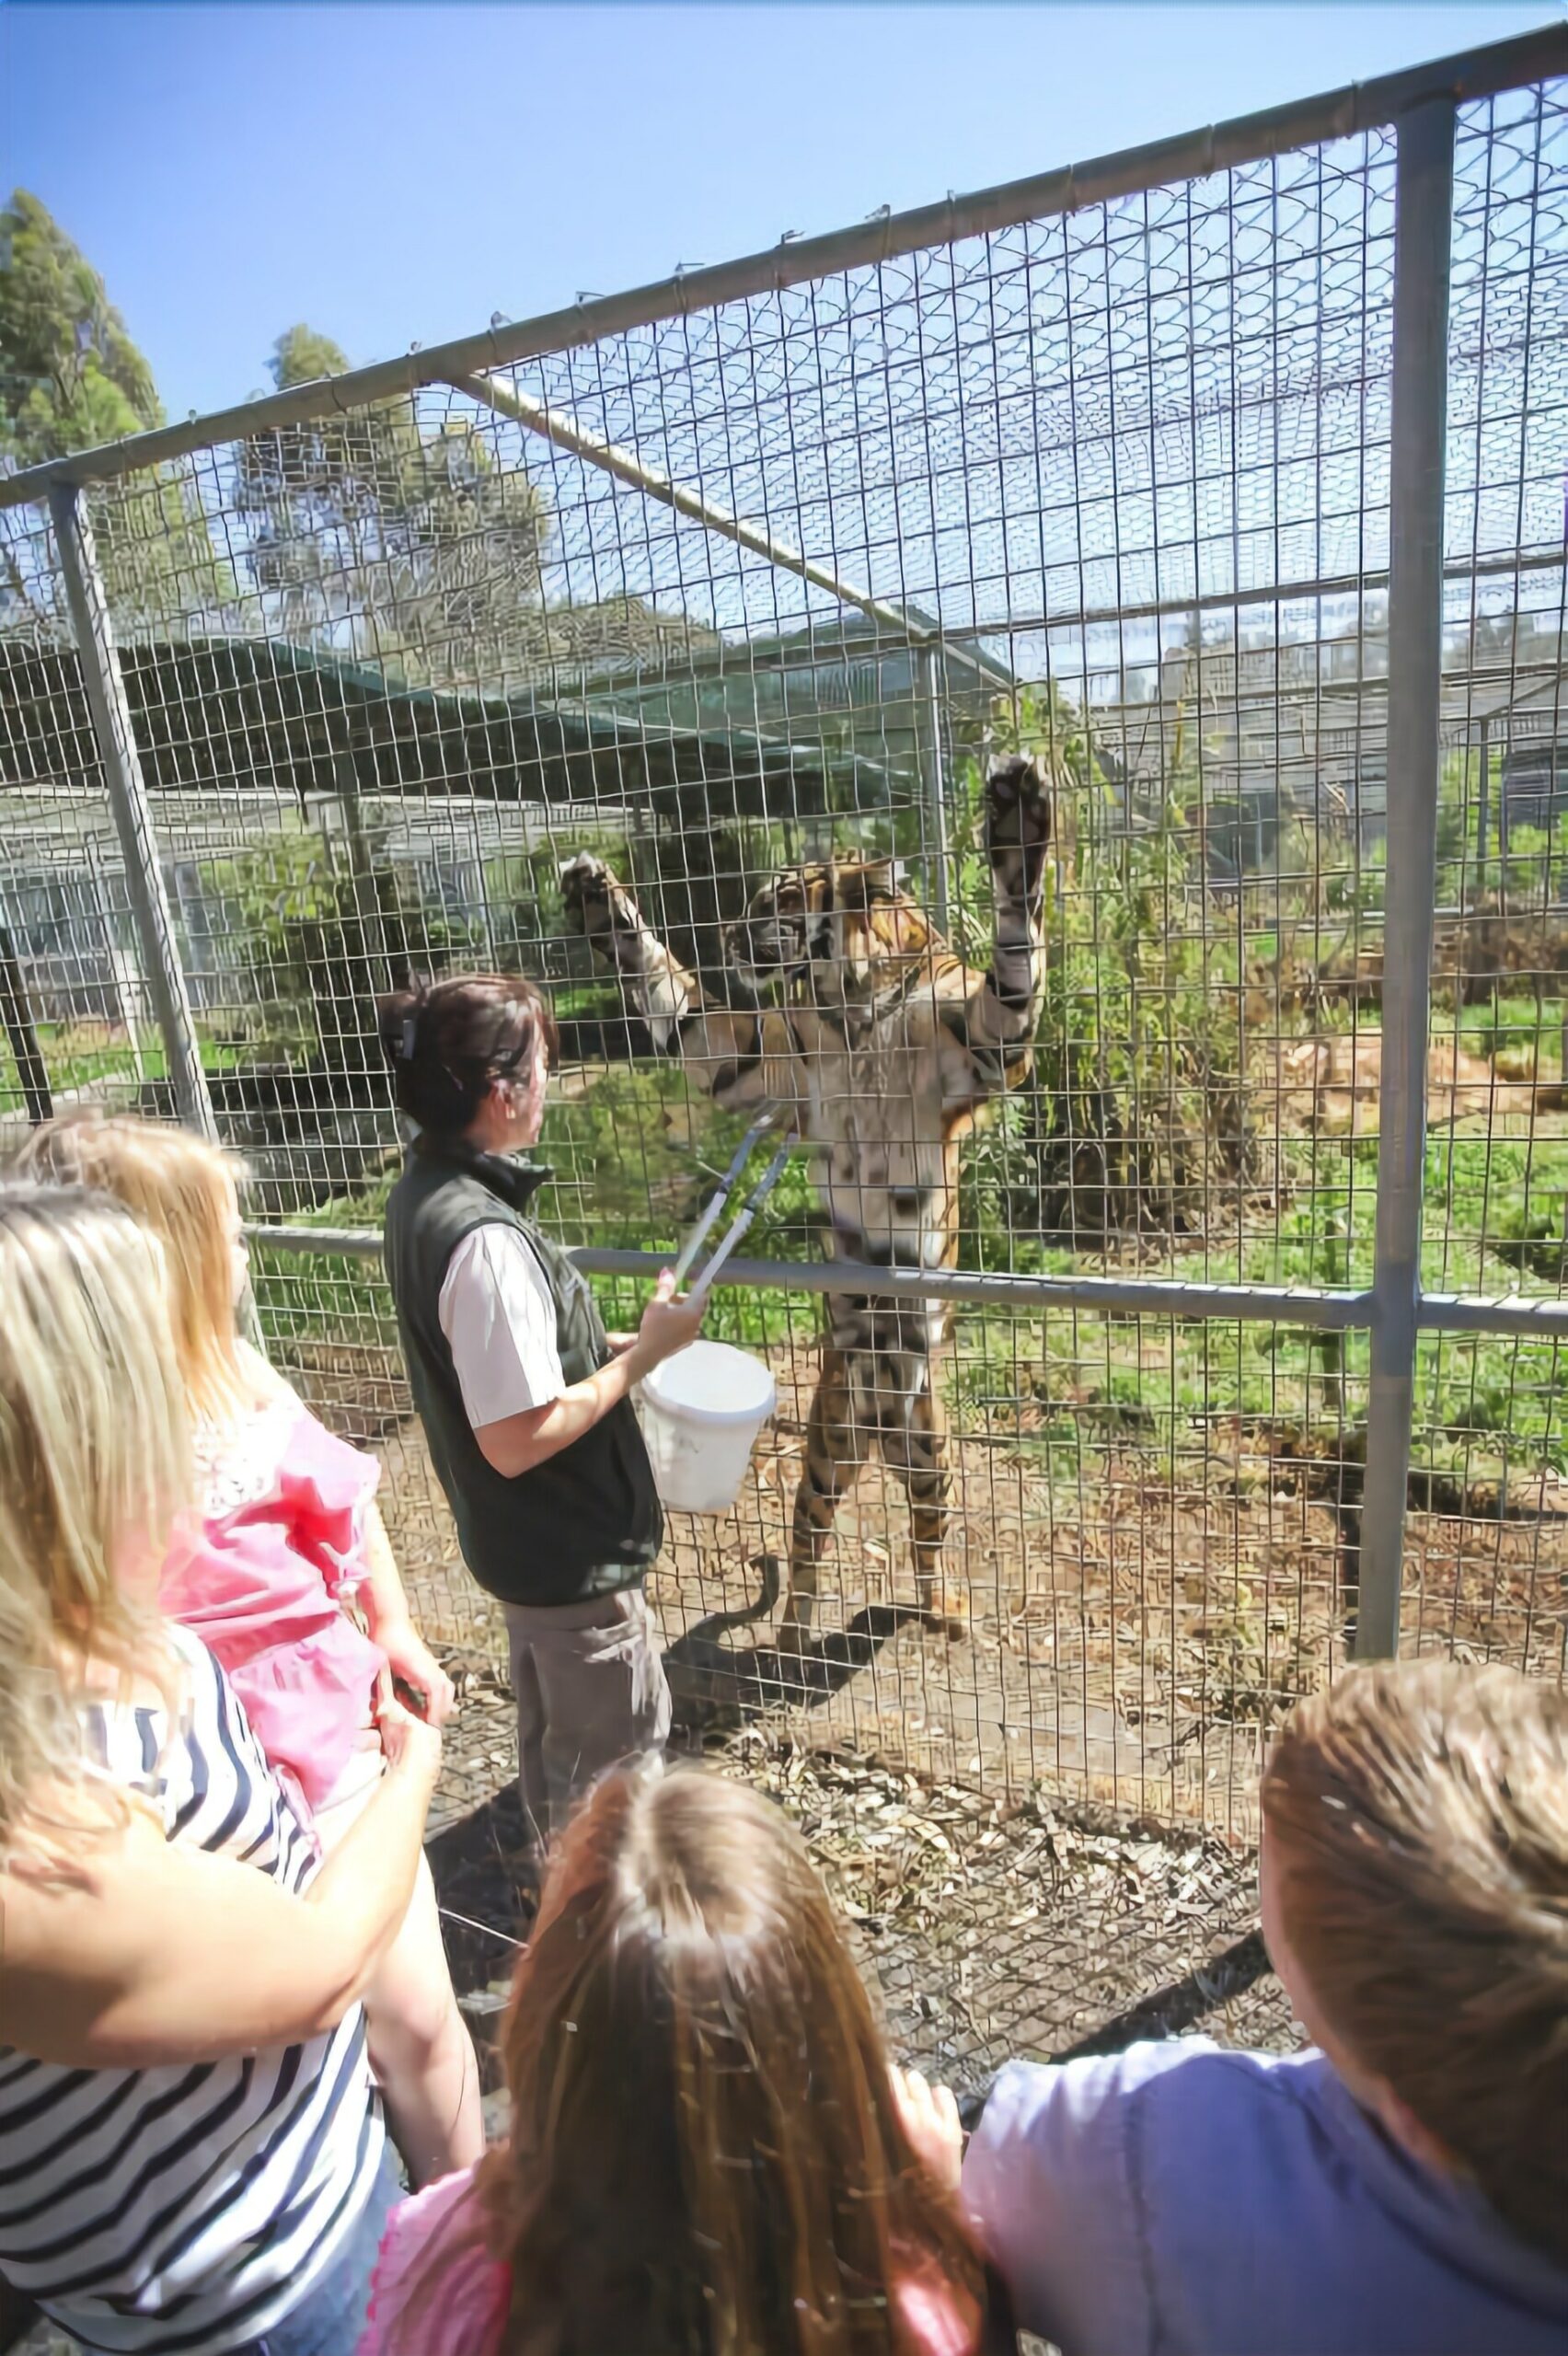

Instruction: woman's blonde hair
[14,1113,248,1420]
[0,1185,191,1855]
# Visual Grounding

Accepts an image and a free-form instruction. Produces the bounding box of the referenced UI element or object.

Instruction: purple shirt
[963,2038,1568,2356]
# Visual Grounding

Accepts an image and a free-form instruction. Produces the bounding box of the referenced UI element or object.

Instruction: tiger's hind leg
[882,1375,966,1638]
[778,1348,871,1654]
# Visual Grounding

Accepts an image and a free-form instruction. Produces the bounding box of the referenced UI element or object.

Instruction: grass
[950,1294,1568,1488]
[538,1016,1568,1487]
[245,1062,1568,1496]
[20,994,1568,1495]
[0,1017,283,1105]
[1452,992,1567,1067]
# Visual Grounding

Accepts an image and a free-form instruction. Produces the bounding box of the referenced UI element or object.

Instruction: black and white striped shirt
[0,1627,386,2354]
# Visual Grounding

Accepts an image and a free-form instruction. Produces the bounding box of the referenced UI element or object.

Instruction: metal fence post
[48,481,219,1140]
[1476,715,1491,876]
[918,646,951,932]
[1355,97,1456,1662]
[0,918,52,1126]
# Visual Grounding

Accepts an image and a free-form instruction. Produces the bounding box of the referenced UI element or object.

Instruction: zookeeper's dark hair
[377,974,559,1138]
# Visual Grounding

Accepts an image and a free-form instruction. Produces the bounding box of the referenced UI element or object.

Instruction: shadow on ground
[428,1575,918,2015]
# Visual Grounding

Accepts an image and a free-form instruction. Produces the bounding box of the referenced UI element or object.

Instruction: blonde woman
[16,1112,483,2188]
[0,1184,442,2354]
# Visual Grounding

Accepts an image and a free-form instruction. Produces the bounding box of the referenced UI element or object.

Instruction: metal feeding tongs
[670,1113,797,1299]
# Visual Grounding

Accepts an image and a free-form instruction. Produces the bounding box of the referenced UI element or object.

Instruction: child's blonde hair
[15,1113,249,1420]
[1262,1657,1568,2263]
[0,1185,190,1855]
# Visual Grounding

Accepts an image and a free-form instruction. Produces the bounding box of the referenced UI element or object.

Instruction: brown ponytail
[377,973,558,1137]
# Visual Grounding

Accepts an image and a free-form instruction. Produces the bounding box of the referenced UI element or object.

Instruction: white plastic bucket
[640,1339,777,1513]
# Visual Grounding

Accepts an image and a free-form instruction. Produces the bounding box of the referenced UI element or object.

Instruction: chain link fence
[1,28,1564,2080]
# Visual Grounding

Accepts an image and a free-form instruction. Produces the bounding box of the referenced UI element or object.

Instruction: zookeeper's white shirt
[438,1226,565,1427]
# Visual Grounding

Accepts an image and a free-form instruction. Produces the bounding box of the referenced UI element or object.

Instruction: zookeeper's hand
[377,1623,456,1727]
[631,1268,708,1370]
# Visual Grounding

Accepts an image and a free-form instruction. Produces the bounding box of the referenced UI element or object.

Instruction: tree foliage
[204,817,483,1077]
[947,684,1257,1253]
[234,324,553,685]
[518,593,722,676]
[0,233,718,678]
[0,190,161,463]
[236,323,725,689]
[0,190,235,633]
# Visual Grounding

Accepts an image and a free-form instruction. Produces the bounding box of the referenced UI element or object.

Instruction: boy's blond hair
[14,1113,249,1420]
[1262,1658,1568,2263]
[0,1186,189,1855]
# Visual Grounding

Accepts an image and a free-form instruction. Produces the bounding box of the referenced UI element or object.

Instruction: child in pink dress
[18,1112,483,2189]
[171,1380,390,1828]
[357,1763,1004,2356]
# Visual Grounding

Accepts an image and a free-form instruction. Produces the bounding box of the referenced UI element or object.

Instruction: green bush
[204,817,483,1074]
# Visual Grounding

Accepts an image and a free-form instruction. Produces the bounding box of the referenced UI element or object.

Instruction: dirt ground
[256,1311,1566,2108]
[1273,1028,1546,1134]
[378,1333,1565,1831]
[427,1698,1301,2098]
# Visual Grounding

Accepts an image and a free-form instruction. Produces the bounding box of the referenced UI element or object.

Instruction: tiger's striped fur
[561,754,1052,1645]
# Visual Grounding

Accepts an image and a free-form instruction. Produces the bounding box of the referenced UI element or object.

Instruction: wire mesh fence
[1,33,1565,2068]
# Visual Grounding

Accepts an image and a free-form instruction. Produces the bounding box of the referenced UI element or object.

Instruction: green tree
[232,325,409,643]
[204,816,483,1079]
[0,190,160,462]
[236,323,553,685]
[269,323,349,395]
[0,191,234,632]
[236,322,719,691]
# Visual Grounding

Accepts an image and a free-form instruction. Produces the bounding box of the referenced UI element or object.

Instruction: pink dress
[160,1393,387,1814]
[357,2172,509,2356]
[356,2170,982,2356]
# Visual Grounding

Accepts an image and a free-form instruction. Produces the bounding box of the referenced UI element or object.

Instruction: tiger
[560,753,1052,1650]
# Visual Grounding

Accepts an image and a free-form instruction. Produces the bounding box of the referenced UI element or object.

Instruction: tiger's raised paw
[559,851,618,930]
[559,852,645,971]
[984,755,1053,884]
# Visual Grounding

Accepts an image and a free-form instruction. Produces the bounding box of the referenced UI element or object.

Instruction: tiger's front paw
[559,851,617,929]
[559,852,645,972]
[985,756,1053,894]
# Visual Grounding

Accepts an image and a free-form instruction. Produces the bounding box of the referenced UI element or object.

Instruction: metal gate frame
[4,23,1566,1667]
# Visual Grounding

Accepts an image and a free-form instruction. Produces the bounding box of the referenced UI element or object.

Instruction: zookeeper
[378,972,705,1852]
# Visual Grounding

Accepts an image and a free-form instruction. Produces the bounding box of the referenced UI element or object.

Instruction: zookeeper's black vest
[383,1135,663,1608]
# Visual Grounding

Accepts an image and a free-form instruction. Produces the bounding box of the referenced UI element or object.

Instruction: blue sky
[1,2,1561,423]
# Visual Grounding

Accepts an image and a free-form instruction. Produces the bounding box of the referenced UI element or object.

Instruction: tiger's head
[725,860,941,1005]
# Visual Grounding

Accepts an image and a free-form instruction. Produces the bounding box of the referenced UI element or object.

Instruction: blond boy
[963,1660,1568,2355]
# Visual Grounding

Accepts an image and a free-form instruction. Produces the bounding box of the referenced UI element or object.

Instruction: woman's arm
[475,1269,705,1478]
[0,1703,442,2069]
